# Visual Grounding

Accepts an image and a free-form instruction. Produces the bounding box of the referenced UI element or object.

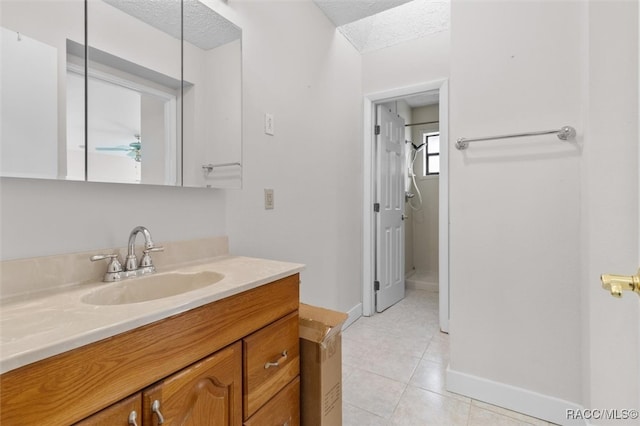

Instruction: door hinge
[374,281,380,291]
[373,203,380,212]
[374,125,380,135]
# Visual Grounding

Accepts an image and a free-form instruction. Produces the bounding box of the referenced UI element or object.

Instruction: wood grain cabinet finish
[243,311,300,419]
[244,377,300,426]
[143,342,242,426]
[74,393,141,426]
[0,274,299,426]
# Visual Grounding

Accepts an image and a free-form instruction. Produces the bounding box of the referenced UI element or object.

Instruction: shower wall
[408,105,439,282]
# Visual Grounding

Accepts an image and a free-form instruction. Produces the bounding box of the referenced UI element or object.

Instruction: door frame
[362,79,450,332]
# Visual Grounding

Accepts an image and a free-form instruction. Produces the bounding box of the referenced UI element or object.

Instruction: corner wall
[225,0,364,314]
[448,0,585,417]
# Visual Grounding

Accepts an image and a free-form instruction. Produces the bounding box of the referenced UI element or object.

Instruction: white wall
[201,39,243,189]
[449,1,640,424]
[362,30,450,94]
[1,0,84,178]
[449,0,584,412]
[224,0,363,313]
[0,178,226,261]
[1,28,58,179]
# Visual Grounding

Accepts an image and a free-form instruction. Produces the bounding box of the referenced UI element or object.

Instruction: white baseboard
[446,368,589,426]
[343,302,362,330]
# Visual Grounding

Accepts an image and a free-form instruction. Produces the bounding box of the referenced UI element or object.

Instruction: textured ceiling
[314,0,450,53]
[313,0,413,26]
[103,0,240,50]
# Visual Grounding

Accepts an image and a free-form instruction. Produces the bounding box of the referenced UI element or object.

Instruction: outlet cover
[265,113,275,136]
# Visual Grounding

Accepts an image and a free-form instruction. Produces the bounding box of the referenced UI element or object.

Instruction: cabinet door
[74,393,141,426]
[143,342,242,426]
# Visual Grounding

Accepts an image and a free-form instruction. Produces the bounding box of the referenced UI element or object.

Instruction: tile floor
[341,289,555,425]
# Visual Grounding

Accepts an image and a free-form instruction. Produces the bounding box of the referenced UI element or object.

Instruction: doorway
[362,80,450,332]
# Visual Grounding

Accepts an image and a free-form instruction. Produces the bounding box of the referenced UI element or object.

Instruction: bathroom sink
[82,271,224,305]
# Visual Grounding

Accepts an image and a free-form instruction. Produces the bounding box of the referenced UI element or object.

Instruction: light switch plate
[264,188,274,210]
[265,113,275,136]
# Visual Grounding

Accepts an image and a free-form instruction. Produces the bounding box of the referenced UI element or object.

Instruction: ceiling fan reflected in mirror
[94,134,142,162]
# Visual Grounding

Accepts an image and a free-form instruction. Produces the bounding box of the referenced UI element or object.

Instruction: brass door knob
[600,269,640,298]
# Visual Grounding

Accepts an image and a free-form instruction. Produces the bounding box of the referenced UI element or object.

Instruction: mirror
[0,0,242,188]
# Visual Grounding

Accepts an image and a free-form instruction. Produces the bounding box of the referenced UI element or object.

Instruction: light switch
[265,113,275,136]
[264,188,274,210]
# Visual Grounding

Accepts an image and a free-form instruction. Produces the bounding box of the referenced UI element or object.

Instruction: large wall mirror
[1,0,242,189]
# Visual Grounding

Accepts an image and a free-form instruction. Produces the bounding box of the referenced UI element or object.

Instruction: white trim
[362,97,376,317]
[438,81,450,333]
[67,63,176,101]
[164,98,178,185]
[343,303,363,331]
[362,80,450,330]
[446,368,589,426]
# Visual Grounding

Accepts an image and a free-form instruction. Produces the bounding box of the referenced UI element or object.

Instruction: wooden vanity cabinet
[76,343,243,426]
[243,311,300,420]
[142,342,243,426]
[74,393,141,426]
[1,274,300,426]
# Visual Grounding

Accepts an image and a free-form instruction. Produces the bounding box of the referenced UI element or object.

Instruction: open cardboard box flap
[299,303,348,345]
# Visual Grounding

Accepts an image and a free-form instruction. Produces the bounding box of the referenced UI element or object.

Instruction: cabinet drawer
[244,376,300,426]
[243,311,299,419]
[74,393,141,426]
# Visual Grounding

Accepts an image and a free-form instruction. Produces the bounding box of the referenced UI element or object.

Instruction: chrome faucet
[90,226,164,282]
[124,226,164,276]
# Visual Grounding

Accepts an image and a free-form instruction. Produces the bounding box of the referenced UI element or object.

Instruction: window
[423,132,440,175]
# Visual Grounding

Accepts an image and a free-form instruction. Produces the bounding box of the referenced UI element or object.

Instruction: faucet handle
[90,254,123,282]
[140,246,164,269]
[143,246,164,254]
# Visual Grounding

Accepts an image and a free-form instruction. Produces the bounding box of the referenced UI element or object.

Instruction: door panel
[376,105,405,312]
[143,342,242,426]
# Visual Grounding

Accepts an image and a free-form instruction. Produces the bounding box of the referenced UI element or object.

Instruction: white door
[375,105,405,312]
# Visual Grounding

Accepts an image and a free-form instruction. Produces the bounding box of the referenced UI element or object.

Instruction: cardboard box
[299,303,349,426]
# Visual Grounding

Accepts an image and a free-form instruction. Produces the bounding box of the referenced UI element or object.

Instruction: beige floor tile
[468,404,537,425]
[342,402,388,426]
[343,338,421,384]
[389,385,471,426]
[471,400,550,426]
[409,359,471,403]
[342,360,356,382]
[342,367,407,419]
[343,320,431,358]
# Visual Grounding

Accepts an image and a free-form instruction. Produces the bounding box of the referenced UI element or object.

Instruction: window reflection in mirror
[87,0,181,185]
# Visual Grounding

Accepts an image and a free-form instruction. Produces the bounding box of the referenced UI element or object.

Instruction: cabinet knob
[151,400,165,425]
[264,350,288,369]
[128,411,138,426]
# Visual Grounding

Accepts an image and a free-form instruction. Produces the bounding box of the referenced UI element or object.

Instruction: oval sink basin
[82,271,224,305]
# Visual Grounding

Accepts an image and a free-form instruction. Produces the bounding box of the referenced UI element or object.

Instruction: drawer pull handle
[264,350,288,369]
[151,400,165,424]
[128,411,138,426]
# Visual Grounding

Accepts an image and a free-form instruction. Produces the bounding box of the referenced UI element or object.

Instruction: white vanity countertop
[0,255,305,374]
